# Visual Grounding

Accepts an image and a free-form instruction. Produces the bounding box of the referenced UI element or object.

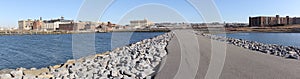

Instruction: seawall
[202,33,300,60]
[0,32,174,79]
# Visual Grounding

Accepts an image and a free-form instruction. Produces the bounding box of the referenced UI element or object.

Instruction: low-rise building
[130,19,153,28]
[18,17,73,31]
[292,17,300,24]
[18,19,34,30]
[225,23,249,27]
[18,17,110,31]
[59,22,86,31]
[42,17,73,31]
[33,19,43,30]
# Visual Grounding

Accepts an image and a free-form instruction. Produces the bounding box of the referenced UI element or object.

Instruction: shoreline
[0,29,171,36]
[0,31,170,37]
[1,30,300,78]
[202,33,300,60]
[0,32,174,79]
[225,24,300,33]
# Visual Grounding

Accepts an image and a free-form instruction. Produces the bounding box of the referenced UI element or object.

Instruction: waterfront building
[19,17,110,31]
[225,23,249,27]
[59,22,85,31]
[33,17,43,30]
[18,19,34,30]
[42,17,73,31]
[292,17,300,24]
[130,19,154,28]
[59,21,102,31]
[83,21,100,31]
[249,15,300,27]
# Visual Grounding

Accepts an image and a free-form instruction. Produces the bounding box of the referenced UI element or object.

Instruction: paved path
[155,30,201,79]
[155,30,300,79]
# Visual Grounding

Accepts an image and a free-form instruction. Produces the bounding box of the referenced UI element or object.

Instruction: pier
[156,30,300,79]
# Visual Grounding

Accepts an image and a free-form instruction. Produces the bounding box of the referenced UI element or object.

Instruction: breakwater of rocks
[202,33,300,60]
[0,32,174,79]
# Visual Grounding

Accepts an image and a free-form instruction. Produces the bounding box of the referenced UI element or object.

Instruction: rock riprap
[0,32,174,79]
[202,33,300,60]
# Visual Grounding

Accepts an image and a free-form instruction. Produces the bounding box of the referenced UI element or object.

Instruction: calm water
[0,32,165,69]
[218,32,300,47]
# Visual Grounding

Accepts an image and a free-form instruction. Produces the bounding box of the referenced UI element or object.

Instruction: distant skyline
[0,0,299,27]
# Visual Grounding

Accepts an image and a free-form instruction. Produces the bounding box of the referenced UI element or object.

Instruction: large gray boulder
[0,74,12,79]
[10,70,23,77]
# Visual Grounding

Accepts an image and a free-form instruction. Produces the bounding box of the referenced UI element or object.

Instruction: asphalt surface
[155,30,300,79]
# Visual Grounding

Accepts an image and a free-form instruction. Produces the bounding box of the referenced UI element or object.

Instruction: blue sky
[0,0,299,27]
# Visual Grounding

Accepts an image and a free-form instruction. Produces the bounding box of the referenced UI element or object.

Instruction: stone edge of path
[0,32,174,79]
[201,33,300,60]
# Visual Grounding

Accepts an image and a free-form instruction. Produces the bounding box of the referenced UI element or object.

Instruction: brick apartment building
[249,15,300,27]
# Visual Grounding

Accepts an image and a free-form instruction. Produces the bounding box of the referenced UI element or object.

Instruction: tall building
[18,19,34,30]
[130,19,153,28]
[249,15,300,27]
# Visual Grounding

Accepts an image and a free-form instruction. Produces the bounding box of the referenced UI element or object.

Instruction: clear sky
[0,0,299,27]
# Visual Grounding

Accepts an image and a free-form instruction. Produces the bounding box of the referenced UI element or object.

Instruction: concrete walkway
[155,30,300,79]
